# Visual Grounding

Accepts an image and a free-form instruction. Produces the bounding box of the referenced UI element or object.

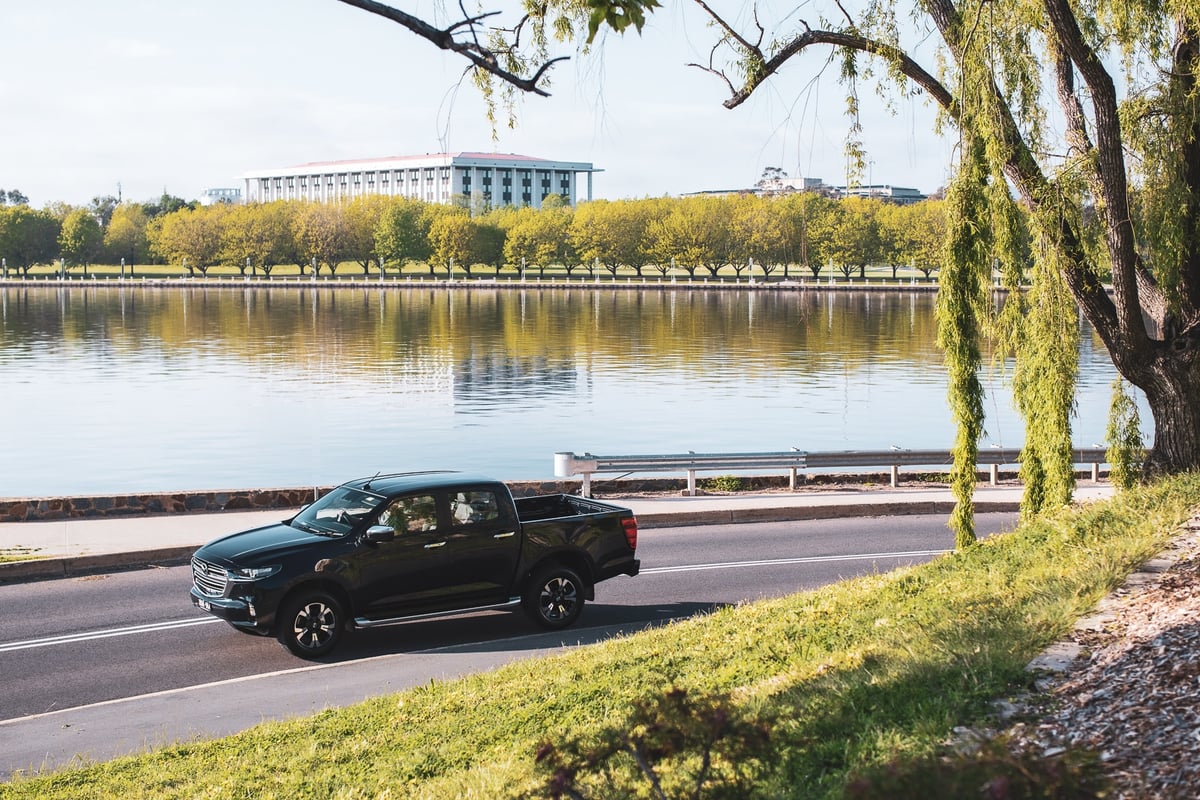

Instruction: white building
[240,152,599,209]
[199,187,242,205]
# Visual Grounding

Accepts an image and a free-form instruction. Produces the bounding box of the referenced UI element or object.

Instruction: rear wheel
[277,590,344,658]
[523,565,585,629]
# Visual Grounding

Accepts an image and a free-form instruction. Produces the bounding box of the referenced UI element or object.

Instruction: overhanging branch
[334,0,566,96]
[719,25,956,117]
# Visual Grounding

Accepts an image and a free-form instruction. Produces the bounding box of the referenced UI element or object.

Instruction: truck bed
[514,493,630,523]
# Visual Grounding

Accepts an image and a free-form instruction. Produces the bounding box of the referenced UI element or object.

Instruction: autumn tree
[728,194,787,279]
[345,195,391,274]
[104,203,151,272]
[646,195,729,278]
[878,201,948,281]
[58,208,104,274]
[777,192,838,279]
[148,206,225,276]
[0,205,60,275]
[428,210,481,277]
[293,201,350,276]
[374,197,434,272]
[221,202,293,276]
[504,206,573,275]
[569,199,663,277]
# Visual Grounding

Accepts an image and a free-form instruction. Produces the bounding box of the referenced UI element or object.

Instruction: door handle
[493,531,516,539]
[424,541,447,549]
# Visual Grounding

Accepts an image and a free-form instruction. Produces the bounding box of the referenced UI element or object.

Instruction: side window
[379,494,439,534]
[450,490,501,527]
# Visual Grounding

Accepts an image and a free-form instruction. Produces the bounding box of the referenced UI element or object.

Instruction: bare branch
[721,26,955,115]
[334,0,565,96]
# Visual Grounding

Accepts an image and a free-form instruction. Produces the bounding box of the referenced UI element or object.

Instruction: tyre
[277,590,344,658]
[523,565,586,629]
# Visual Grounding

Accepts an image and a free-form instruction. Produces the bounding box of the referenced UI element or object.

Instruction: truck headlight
[228,565,282,581]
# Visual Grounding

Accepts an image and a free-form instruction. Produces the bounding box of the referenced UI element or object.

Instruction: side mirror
[364,524,395,543]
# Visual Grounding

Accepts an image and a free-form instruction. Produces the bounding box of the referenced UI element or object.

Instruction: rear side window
[379,494,439,534]
[450,490,502,526]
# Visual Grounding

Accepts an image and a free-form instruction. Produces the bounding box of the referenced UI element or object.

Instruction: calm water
[0,285,1145,497]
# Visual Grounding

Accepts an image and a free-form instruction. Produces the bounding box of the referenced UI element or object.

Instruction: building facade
[240,152,598,209]
[199,187,242,205]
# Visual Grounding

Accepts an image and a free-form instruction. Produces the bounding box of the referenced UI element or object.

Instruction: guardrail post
[789,467,797,491]
[1092,462,1100,483]
[890,464,899,487]
[687,470,697,496]
[990,464,999,486]
[581,471,592,498]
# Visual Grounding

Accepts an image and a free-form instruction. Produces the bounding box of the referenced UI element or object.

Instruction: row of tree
[0,192,196,275]
[0,191,957,280]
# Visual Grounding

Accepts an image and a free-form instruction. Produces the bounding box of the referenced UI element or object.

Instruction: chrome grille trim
[192,557,227,597]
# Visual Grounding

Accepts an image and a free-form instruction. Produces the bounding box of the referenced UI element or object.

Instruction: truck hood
[195,522,333,566]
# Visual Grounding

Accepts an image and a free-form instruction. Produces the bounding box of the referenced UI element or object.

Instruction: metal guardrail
[553,448,1111,497]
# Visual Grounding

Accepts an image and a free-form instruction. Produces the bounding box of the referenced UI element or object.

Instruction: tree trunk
[1136,347,1200,476]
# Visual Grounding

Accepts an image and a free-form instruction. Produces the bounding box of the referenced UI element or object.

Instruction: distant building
[694,176,928,205]
[240,152,599,209]
[834,184,927,204]
[755,175,826,196]
[199,187,242,205]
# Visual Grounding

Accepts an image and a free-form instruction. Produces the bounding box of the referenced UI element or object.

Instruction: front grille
[192,557,227,597]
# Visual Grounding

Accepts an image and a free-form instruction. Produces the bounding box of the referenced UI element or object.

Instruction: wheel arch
[521,551,596,600]
[271,578,353,635]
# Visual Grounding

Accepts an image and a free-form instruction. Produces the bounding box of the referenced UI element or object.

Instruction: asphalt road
[0,512,1016,778]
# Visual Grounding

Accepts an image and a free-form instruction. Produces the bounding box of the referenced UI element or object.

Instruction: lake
[0,284,1145,497]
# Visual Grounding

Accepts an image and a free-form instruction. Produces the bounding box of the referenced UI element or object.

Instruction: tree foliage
[0,205,60,275]
[58,208,104,271]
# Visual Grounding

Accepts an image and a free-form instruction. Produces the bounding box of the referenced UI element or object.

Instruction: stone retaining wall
[0,474,935,523]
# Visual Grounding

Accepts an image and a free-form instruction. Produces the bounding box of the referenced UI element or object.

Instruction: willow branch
[334,0,566,96]
[721,25,955,115]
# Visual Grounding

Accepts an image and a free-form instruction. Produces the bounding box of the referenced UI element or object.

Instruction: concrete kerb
[0,547,197,583]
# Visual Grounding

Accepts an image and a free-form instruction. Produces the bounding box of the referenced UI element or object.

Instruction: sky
[1,1,957,209]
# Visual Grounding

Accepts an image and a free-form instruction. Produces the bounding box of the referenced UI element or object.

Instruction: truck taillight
[621,516,638,550]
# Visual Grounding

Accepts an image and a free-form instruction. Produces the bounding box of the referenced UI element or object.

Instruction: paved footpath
[0,484,1114,583]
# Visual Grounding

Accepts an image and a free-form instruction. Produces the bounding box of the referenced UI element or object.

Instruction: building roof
[241,152,597,179]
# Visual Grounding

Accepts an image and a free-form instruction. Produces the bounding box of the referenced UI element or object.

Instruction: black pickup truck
[189,471,640,657]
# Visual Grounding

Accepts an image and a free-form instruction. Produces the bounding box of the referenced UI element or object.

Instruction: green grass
[0,547,42,564]
[5,474,1199,799]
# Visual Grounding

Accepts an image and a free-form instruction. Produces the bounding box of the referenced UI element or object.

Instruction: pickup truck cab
[190,471,639,657]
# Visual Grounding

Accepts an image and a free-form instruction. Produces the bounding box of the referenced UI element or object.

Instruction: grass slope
[5,474,1199,799]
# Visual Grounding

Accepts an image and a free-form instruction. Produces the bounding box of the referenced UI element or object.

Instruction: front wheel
[277,590,344,658]
[523,565,586,630]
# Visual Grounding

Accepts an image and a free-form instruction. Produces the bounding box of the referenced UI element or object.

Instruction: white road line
[640,549,947,575]
[0,616,222,653]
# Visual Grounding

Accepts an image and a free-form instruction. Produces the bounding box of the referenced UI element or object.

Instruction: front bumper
[190,586,268,633]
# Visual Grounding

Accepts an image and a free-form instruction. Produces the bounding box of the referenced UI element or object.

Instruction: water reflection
[0,285,1143,496]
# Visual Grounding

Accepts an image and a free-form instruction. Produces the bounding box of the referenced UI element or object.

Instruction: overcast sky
[2,1,957,208]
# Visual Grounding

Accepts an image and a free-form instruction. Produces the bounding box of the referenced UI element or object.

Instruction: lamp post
[120,257,125,280]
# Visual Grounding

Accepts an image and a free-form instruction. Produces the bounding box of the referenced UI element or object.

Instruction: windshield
[291,486,386,536]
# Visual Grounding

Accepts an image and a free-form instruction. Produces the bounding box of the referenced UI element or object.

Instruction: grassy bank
[6,475,1199,799]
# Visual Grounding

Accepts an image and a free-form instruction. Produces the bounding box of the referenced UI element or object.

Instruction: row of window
[260,169,574,192]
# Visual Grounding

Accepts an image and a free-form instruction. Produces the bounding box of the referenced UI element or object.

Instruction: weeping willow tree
[341,0,1197,540]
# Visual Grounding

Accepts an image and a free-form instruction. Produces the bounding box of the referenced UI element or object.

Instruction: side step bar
[354,597,521,629]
